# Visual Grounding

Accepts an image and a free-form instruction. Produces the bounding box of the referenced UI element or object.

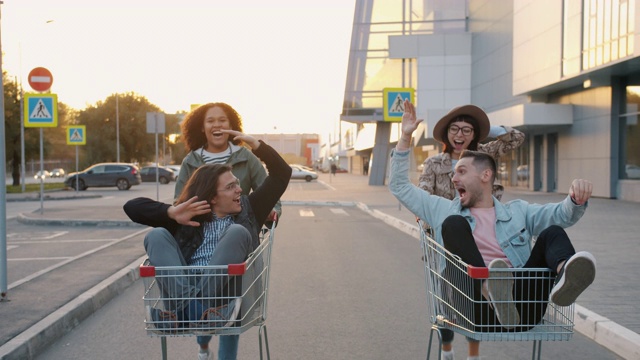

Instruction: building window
[623,86,640,180]
[582,0,635,70]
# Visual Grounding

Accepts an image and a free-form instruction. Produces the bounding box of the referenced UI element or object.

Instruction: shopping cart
[418,220,574,360]
[139,224,276,360]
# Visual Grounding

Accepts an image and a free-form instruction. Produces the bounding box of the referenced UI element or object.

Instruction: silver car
[290,165,318,182]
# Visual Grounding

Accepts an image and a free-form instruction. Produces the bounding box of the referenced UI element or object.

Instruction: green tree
[74,92,182,167]
[3,73,51,186]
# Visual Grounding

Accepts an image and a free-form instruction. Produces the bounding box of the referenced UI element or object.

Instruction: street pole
[0,1,9,301]
[20,84,25,192]
[116,93,120,162]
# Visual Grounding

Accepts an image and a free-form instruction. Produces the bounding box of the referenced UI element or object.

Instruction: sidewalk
[3,173,640,360]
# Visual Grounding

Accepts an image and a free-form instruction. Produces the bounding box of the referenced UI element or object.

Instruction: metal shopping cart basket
[139,224,276,360]
[418,221,574,360]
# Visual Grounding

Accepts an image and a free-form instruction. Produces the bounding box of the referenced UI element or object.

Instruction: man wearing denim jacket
[390,101,596,343]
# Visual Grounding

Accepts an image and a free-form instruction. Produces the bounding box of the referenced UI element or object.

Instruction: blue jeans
[197,335,239,360]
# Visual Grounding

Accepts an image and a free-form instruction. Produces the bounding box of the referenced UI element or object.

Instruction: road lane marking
[9,257,73,261]
[330,208,349,215]
[299,209,315,217]
[8,231,68,240]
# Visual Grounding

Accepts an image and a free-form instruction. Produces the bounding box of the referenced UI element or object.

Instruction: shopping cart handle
[139,265,156,278]
[228,262,247,275]
[467,265,489,279]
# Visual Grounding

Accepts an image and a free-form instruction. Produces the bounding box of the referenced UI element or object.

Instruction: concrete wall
[512,0,564,95]
[548,87,613,198]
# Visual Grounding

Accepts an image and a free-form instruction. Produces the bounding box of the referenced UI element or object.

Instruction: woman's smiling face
[202,106,231,152]
[447,120,475,158]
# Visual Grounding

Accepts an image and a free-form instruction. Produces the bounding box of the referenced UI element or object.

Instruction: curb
[0,255,147,360]
[16,213,141,227]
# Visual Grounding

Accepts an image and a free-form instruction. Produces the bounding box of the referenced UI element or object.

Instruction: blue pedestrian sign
[24,93,58,127]
[383,87,415,122]
[67,125,86,145]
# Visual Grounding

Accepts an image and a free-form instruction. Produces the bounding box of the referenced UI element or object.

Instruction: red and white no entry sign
[28,67,53,92]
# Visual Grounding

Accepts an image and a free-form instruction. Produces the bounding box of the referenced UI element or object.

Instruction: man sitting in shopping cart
[389,100,596,334]
[124,130,291,360]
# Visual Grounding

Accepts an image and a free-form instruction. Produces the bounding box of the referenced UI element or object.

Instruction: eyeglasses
[448,125,474,136]
[218,179,241,192]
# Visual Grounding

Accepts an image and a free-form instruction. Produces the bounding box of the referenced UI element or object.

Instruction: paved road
[34,206,619,359]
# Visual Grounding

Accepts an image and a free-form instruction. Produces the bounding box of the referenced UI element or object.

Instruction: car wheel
[71,179,86,191]
[116,178,130,190]
[305,175,312,182]
[159,176,169,184]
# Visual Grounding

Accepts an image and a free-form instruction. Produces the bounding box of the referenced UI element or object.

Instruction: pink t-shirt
[469,207,512,267]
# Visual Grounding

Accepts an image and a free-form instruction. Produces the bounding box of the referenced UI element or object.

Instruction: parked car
[140,166,176,184]
[165,165,181,178]
[517,165,529,181]
[34,170,51,180]
[626,164,640,179]
[50,168,65,178]
[290,165,318,182]
[64,162,141,191]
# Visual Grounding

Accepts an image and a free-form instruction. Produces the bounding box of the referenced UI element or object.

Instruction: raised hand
[221,129,260,150]
[401,99,423,136]
[569,179,593,205]
[167,196,211,227]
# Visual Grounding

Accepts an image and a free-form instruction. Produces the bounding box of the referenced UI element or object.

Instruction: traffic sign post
[24,93,58,127]
[383,87,415,122]
[67,126,86,194]
[28,67,53,92]
[23,67,58,214]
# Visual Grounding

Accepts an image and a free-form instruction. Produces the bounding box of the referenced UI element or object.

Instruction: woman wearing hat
[418,104,524,360]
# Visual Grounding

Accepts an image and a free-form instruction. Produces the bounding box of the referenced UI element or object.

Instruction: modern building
[339,0,640,202]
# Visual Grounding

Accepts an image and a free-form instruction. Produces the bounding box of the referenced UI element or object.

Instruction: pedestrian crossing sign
[383,87,414,122]
[24,93,58,127]
[66,125,86,145]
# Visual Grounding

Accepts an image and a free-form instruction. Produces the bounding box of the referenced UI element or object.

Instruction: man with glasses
[124,130,291,360]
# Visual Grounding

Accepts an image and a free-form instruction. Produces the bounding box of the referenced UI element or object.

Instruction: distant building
[251,133,319,167]
[340,0,640,202]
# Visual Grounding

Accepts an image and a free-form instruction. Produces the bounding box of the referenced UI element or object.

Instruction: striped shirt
[200,142,239,165]
[188,215,235,267]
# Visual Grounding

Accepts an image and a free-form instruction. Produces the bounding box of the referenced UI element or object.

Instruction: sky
[1,0,356,135]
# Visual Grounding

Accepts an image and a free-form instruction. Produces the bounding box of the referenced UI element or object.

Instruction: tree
[74,93,182,167]
[3,73,53,186]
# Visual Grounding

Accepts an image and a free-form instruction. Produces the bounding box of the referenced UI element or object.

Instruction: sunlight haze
[2,0,356,135]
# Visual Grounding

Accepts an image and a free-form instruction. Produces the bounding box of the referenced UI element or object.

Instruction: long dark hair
[441,115,481,154]
[176,164,233,223]
[180,102,244,151]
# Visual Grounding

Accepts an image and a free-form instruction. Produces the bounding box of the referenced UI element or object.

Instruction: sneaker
[487,259,520,328]
[200,298,242,328]
[441,349,454,360]
[146,306,178,332]
[550,251,596,306]
[198,348,213,360]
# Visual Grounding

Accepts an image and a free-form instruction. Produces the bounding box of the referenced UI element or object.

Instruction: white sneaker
[198,348,213,360]
[487,259,519,328]
[441,349,454,360]
[550,251,596,306]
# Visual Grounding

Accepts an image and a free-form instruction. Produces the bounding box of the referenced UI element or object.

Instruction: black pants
[439,215,575,334]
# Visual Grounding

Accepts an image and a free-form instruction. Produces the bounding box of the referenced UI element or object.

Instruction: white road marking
[9,257,72,261]
[299,209,315,217]
[317,180,336,191]
[8,231,69,240]
[330,208,349,215]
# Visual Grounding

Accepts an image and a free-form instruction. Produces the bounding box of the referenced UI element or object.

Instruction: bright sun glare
[2,0,356,136]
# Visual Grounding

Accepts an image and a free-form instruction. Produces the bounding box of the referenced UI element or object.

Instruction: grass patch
[6,183,67,193]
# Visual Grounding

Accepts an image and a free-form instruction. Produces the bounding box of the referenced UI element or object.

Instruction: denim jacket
[389,148,587,268]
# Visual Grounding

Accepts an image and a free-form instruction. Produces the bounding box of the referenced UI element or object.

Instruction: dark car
[140,166,175,184]
[64,162,141,191]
